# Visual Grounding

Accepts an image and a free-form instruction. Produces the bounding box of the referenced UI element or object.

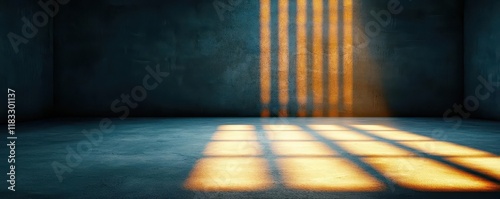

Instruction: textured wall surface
[0,1,53,123]
[465,0,500,120]
[54,0,463,117]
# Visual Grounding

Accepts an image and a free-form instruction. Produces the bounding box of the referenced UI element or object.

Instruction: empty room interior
[1,0,500,198]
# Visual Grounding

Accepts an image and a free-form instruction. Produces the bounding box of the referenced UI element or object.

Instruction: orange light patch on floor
[184,157,273,191]
[351,125,399,131]
[271,141,336,156]
[398,141,496,157]
[446,157,500,180]
[363,157,500,191]
[217,125,256,131]
[277,158,385,191]
[308,125,350,131]
[337,141,415,156]
[211,131,258,141]
[266,131,316,141]
[203,141,263,156]
[316,130,375,141]
[363,130,434,141]
[263,125,303,131]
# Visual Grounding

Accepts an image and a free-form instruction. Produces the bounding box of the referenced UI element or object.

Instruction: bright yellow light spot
[351,125,399,131]
[271,141,336,156]
[447,157,500,180]
[364,130,434,141]
[277,158,385,191]
[211,131,258,141]
[263,125,303,131]
[316,131,375,141]
[399,141,496,157]
[203,141,262,156]
[217,125,256,131]
[337,141,415,156]
[364,157,500,191]
[266,131,315,141]
[308,124,350,131]
[184,157,273,191]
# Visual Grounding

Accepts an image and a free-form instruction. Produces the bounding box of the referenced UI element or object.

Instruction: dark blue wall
[53,0,464,117]
[0,1,53,123]
[465,0,500,120]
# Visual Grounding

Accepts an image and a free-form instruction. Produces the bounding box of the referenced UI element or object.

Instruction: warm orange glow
[337,141,415,156]
[184,157,273,191]
[364,130,434,141]
[260,0,271,117]
[308,124,350,131]
[364,157,500,191]
[447,157,500,180]
[212,131,258,141]
[399,141,496,157]
[266,131,316,141]
[328,0,339,117]
[312,0,324,117]
[217,125,256,131]
[351,125,399,131]
[203,141,262,156]
[278,0,289,116]
[342,0,353,116]
[296,0,307,117]
[271,141,336,156]
[277,158,385,191]
[316,131,376,141]
[263,124,303,131]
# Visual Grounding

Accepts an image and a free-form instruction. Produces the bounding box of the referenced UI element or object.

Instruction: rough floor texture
[0,118,499,198]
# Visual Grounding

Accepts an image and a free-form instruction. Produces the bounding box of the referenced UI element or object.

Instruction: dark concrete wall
[464,0,500,120]
[355,0,463,116]
[0,1,53,123]
[54,0,463,117]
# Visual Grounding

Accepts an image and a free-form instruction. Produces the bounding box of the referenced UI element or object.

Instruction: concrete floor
[1,118,499,198]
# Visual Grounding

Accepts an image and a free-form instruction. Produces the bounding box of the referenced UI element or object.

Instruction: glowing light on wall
[260,0,271,117]
[328,0,340,117]
[342,0,354,116]
[278,0,289,116]
[296,0,308,117]
[312,0,324,117]
[259,0,355,117]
